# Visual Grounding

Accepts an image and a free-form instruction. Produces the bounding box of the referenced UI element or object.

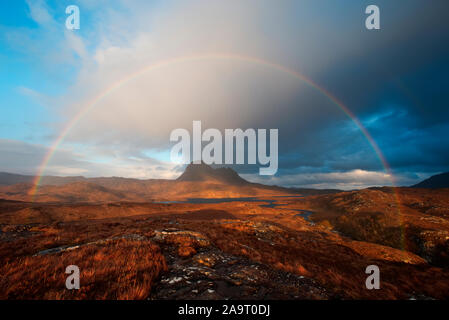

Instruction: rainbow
[29,52,405,248]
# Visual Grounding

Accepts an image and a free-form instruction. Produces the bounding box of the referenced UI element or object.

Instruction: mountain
[0,172,35,185]
[176,163,249,185]
[0,163,250,187]
[412,172,449,188]
[0,164,344,203]
[0,164,301,202]
[0,172,86,186]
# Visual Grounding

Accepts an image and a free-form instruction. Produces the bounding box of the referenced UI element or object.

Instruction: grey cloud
[5,0,449,187]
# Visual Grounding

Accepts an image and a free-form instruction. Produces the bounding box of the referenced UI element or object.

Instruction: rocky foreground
[1,191,449,300]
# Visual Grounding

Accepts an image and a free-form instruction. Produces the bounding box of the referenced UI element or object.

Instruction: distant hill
[0,172,86,186]
[0,172,34,185]
[412,172,449,188]
[177,163,249,185]
[0,164,341,203]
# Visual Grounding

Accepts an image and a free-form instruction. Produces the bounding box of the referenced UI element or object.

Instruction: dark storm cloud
[56,0,448,181]
[255,0,449,178]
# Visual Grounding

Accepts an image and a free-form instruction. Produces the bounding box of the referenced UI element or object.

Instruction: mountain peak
[176,162,249,185]
[412,172,449,188]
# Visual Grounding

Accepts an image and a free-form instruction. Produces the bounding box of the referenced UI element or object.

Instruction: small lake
[155,197,268,204]
[293,209,315,222]
[154,196,314,222]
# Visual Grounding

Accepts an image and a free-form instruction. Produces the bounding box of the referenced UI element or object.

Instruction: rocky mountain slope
[294,187,449,267]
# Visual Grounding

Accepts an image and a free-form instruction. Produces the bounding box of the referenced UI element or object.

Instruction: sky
[0,0,448,189]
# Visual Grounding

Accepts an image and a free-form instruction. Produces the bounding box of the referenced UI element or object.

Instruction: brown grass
[0,239,167,299]
[2,190,449,300]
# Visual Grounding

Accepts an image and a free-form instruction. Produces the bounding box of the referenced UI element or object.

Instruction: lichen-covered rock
[193,252,219,267]
[152,229,211,258]
[178,246,197,257]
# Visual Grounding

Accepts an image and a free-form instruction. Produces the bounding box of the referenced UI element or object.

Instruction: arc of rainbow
[29,52,405,249]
